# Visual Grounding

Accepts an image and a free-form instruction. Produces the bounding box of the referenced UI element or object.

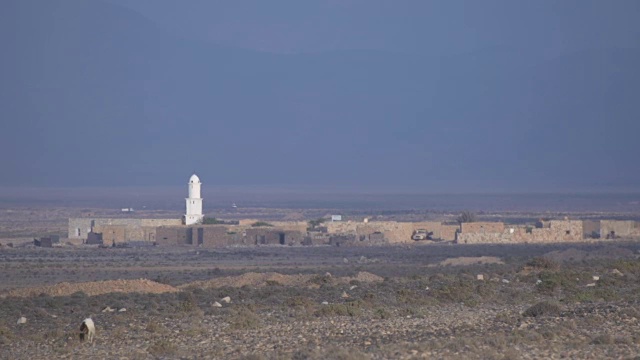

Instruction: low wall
[326,220,460,243]
[461,222,505,234]
[457,221,583,244]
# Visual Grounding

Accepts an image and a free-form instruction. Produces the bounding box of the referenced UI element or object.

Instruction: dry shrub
[314,301,363,318]
[374,308,391,319]
[229,307,261,330]
[536,271,576,295]
[145,320,167,334]
[523,301,562,318]
[527,257,559,270]
[314,346,368,360]
[285,296,315,308]
[148,339,177,357]
[591,334,614,345]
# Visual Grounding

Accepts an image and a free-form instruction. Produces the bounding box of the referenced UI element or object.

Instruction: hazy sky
[1,0,639,192]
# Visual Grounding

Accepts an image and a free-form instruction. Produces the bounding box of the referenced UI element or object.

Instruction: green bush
[536,271,576,295]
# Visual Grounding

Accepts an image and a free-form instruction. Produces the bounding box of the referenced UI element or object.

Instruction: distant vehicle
[412,229,433,241]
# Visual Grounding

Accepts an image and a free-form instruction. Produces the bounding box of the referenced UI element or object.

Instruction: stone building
[584,220,640,239]
[86,232,104,245]
[456,220,583,244]
[325,220,457,244]
[33,236,59,248]
[156,225,306,248]
[68,218,182,244]
[69,173,202,243]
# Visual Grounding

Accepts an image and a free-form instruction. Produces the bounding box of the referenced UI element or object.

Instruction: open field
[1,242,640,359]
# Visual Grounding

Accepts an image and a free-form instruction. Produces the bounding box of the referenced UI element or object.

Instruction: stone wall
[68,218,181,242]
[440,225,459,241]
[201,226,232,247]
[68,218,93,239]
[460,222,505,234]
[456,220,583,244]
[245,228,306,246]
[600,220,640,239]
[93,225,127,245]
[327,221,459,243]
[583,220,600,238]
[156,225,306,248]
[156,227,191,246]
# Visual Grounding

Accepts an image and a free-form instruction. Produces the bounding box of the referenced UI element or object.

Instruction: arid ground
[1,242,640,359]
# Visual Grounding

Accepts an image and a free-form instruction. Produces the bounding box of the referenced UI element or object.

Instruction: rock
[425,286,430,291]
[221,296,231,303]
[359,256,367,263]
[321,301,329,305]
[212,302,222,308]
[592,276,600,281]
[16,317,26,325]
[502,279,510,284]
[586,283,596,287]
[349,285,358,290]
[102,306,115,313]
[611,269,624,276]
[118,308,127,312]
[343,258,349,264]
[536,279,543,285]
[324,272,332,277]
[341,291,350,298]
[477,274,484,281]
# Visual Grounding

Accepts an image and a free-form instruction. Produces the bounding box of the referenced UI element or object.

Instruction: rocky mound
[180,271,384,289]
[3,279,178,298]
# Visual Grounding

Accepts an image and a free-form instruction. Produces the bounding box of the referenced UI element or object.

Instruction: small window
[566,230,571,235]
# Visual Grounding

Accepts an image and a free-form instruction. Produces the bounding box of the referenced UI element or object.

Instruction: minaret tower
[184,173,204,225]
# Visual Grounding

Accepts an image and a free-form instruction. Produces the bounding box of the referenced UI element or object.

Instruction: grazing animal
[79,318,95,343]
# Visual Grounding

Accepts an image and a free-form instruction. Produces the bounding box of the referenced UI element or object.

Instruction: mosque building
[68,173,205,243]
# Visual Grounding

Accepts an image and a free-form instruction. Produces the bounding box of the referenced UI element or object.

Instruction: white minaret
[184,173,204,225]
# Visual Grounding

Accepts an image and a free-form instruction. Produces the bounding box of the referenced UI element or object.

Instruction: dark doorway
[197,228,204,245]
[186,228,193,245]
[279,233,285,245]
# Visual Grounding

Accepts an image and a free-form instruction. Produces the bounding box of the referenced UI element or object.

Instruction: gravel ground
[1,243,640,359]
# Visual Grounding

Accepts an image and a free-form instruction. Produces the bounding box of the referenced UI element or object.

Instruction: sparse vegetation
[2,242,640,358]
[523,301,562,317]
[307,218,328,230]
[456,211,477,224]
[202,217,239,225]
